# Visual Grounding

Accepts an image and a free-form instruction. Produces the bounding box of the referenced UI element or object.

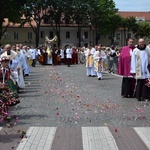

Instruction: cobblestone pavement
[0,63,150,150]
[11,63,149,127]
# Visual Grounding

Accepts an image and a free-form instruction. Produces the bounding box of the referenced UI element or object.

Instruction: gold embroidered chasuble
[86,49,94,67]
[136,50,142,78]
[94,51,103,72]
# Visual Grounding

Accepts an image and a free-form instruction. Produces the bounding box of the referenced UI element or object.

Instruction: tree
[66,0,118,46]
[46,0,70,47]
[126,17,137,34]
[71,0,91,47]
[0,0,25,44]
[120,17,128,45]
[89,0,118,45]
[21,0,49,47]
[25,0,73,47]
[133,21,150,39]
[20,0,119,47]
[120,17,137,45]
[98,14,122,45]
[109,15,122,45]
[88,0,103,45]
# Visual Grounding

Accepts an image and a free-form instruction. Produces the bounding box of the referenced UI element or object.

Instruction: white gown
[84,48,96,76]
[130,48,150,79]
[47,57,53,64]
[93,50,106,78]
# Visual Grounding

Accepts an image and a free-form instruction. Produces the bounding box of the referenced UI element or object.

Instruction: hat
[0,56,10,62]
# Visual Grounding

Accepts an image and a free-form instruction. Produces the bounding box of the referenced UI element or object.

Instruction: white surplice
[84,48,96,76]
[93,50,106,78]
[130,48,150,79]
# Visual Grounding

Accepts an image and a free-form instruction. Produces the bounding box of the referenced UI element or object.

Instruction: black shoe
[92,75,96,77]
[138,97,144,101]
[109,70,113,73]
[88,75,91,77]
[122,95,130,98]
[24,74,29,76]
[98,77,102,80]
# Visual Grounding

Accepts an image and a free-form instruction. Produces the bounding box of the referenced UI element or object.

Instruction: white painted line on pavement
[104,71,123,78]
[134,127,150,149]
[16,127,57,150]
[0,127,2,130]
[82,127,119,150]
[111,74,123,78]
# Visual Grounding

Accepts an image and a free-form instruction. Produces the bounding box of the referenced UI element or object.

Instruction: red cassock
[71,48,78,64]
[118,46,134,76]
[118,46,135,93]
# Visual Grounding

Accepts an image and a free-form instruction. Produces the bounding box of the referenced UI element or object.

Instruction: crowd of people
[38,39,150,101]
[0,38,149,119]
[0,44,38,120]
[82,38,150,101]
[37,38,149,101]
[118,39,150,101]
[37,45,81,66]
[37,44,120,72]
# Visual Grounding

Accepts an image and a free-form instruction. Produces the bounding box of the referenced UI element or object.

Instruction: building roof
[3,18,36,28]
[3,11,150,28]
[3,19,88,28]
[118,11,150,21]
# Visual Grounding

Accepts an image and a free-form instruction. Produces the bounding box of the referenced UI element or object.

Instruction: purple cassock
[118,46,135,76]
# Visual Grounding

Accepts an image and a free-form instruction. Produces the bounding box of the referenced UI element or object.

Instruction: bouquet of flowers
[0,90,20,123]
[145,78,150,87]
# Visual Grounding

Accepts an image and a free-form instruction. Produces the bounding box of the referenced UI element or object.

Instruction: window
[127,33,132,39]
[28,32,32,40]
[49,31,54,38]
[84,32,88,38]
[116,33,121,40]
[4,32,8,39]
[40,31,45,38]
[14,32,18,39]
[66,31,70,38]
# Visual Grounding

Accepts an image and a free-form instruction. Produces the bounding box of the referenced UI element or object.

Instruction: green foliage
[0,0,25,41]
[125,17,137,32]
[133,21,150,39]
[0,0,24,22]
[88,0,118,39]
[120,16,137,45]
[0,0,121,46]
[21,0,50,47]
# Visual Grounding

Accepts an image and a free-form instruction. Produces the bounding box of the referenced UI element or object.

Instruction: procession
[0,36,150,150]
[1,0,150,149]
[0,37,149,108]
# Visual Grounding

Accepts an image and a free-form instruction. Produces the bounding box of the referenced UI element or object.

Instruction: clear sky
[114,0,150,11]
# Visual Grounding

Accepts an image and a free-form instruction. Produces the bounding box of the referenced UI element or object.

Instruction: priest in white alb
[130,38,150,101]
[93,44,106,80]
[84,45,96,77]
